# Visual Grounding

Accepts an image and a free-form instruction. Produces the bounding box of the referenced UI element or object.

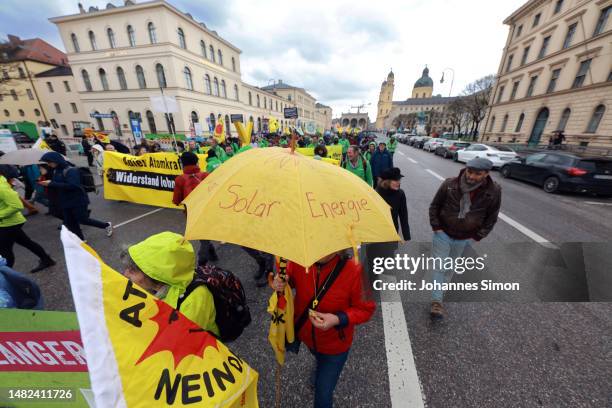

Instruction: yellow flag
[235,121,252,146]
[61,227,259,407]
[268,118,279,133]
[267,258,294,365]
[214,116,226,143]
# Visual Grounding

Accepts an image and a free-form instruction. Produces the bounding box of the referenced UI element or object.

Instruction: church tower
[411,66,434,99]
[375,69,395,129]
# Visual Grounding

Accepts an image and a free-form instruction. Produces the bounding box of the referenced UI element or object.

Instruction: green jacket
[259,139,270,148]
[0,176,25,228]
[206,157,222,173]
[343,157,374,187]
[388,139,398,153]
[339,139,350,154]
[364,151,374,162]
[214,146,228,162]
[231,142,239,153]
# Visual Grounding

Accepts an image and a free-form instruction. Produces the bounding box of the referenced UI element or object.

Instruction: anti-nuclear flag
[32,137,51,150]
[234,120,253,146]
[214,116,226,143]
[268,118,279,134]
[267,258,294,365]
[84,128,111,144]
[61,227,259,408]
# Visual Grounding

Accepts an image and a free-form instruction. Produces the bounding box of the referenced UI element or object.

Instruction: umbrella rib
[294,160,309,267]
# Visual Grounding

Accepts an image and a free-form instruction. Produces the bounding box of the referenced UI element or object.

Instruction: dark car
[435,140,471,158]
[500,152,612,196]
[415,136,430,149]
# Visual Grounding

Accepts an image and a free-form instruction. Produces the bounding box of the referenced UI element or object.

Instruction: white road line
[380,275,426,408]
[113,208,164,229]
[397,151,406,156]
[408,158,418,164]
[425,169,445,181]
[584,201,612,206]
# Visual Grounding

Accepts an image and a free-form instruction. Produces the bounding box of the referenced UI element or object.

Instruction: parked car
[415,136,430,149]
[66,143,84,156]
[435,140,471,159]
[423,138,446,152]
[500,152,612,196]
[455,144,517,168]
[407,135,419,146]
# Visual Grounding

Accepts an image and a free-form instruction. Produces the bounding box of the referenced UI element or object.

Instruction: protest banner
[296,145,343,164]
[61,228,259,408]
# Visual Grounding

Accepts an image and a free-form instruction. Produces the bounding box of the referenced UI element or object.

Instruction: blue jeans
[431,231,470,302]
[309,349,349,408]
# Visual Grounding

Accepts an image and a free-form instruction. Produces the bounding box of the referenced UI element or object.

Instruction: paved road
[8,147,611,407]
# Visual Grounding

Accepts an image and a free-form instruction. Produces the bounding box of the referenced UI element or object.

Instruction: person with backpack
[173,152,218,266]
[271,252,375,408]
[206,149,222,173]
[39,152,112,240]
[343,145,373,187]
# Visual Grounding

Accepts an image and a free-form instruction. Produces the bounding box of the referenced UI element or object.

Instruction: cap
[466,157,493,171]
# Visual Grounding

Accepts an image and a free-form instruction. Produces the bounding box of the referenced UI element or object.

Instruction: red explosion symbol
[136,299,219,368]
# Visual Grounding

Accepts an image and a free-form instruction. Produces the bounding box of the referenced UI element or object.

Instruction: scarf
[458,172,483,219]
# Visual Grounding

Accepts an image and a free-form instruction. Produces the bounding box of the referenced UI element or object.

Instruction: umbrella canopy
[0,148,67,166]
[183,147,399,267]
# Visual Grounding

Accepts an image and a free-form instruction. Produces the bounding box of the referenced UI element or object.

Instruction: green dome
[414,67,433,88]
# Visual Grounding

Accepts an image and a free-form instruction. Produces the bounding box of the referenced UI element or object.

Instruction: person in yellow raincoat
[121,231,219,336]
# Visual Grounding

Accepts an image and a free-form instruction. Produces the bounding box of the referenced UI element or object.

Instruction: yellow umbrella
[183,147,399,267]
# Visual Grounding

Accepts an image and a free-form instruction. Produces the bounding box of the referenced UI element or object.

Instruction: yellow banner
[104,152,208,208]
[295,145,343,164]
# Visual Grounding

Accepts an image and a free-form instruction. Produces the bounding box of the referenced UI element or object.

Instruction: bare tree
[460,74,495,140]
[446,98,468,135]
[392,113,417,132]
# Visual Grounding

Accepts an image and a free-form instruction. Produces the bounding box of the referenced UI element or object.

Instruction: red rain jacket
[173,165,208,205]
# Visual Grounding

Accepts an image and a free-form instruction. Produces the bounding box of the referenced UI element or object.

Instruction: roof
[35,65,73,77]
[0,35,67,66]
[395,96,457,106]
[414,67,433,88]
[260,81,299,91]
[315,103,330,109]
[503,0,547,25]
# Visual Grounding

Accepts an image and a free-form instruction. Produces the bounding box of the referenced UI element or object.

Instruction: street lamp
[440,68,455,97]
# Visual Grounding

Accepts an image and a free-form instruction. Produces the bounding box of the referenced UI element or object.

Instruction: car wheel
[543,176,560,193]
[443,151,449,159]
[453,153,459,162]
[500,166,511,178]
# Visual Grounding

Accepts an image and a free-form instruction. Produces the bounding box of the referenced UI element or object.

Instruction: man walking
[370,142,393,188]
[387,135,398,164]
[428,158,501,319]
[343,146,373,187]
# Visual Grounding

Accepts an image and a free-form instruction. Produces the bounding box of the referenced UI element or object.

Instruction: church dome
[413,66,433,88]
[387,69,394,80]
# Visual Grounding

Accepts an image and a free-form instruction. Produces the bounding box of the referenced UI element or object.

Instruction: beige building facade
[482,0,611,147]
[50,0,330,141]
[315,103,333,131]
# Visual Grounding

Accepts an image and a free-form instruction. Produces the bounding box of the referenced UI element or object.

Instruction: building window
[71,33,80,52]
[107,28,116,48]
[585,105,605,133]
[99,68,109,90]
[557,108,571,131]
[510,81,520,100]
[71,102,78,113]
[546,68,561,93]
[489,116,496,132]
[593,6,611,36]
[2,70,8,80]
[209,45,215,62]
[288,94,292,101]
[127,25,136,47]
[47,81,54,93]
[148,22,157,44]
[89,30,97,50]
[146,110,157,134]
[538,36,550,59]
[563,23,577,49]
[554,0,563,14]
[516,24,523,38]
[500,114,509,132]
[63,80,71,92]
[116,67,127,90]
[136,65,146,89]
[184,67,193,90]
[533,13,541,27]
[26,89,34,100]
[257,94,260,107]
[204,74,212,94]
[190,111,199,124]
[217,49,223,66]
[234,84,239,101]
[515,113,525,132]
[200,40,207,58]
[156,63,166,88]
[572,59,591,88]
[93,112,104,130]
[608,71,612,82]
[526,76,538,97]
[231,57,236,72]
[209,113,216,129]
[221,80,227,98]
[213,77,219,96]
[82,69,92,91]
[3,110,8,117]
[61,124,69,136]
[34,108,41,116]
[10,89,17,101]
[264,97,267,109]
[276,101,278,111]
[521,46,530,66]
[505,54,514,73]
[17,109,24,117]
[177,28,186,49]
[54,103,61,113]
[248,91,252,105]
[50,119,59,129]
[18,67,25,78]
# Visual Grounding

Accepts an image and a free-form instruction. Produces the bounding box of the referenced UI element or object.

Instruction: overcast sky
[0,0,527,120]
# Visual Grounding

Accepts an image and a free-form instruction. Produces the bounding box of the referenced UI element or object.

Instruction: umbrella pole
[275,361,282,408]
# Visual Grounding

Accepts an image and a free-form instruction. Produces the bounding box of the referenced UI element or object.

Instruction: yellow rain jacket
[128,232,220,336]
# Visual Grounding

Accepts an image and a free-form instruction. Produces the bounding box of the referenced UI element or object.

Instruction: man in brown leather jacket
[428,157,502,319]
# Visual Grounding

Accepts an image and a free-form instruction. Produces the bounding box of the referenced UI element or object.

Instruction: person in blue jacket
[370,142,393,188]
[39,152,112,241]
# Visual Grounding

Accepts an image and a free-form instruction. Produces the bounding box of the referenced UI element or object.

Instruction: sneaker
[105,222,113,237]
[30,258,56,273]
[430,301,445,320]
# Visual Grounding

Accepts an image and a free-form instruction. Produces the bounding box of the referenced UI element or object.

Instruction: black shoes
[31,258,56,273]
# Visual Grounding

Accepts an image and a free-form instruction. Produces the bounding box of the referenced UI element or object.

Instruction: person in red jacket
[173,152,218,265]
[272,252,375,408]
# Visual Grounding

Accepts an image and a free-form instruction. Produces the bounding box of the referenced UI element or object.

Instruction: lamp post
[440,68,455,97]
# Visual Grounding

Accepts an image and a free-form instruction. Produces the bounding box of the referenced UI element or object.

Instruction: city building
[482,0,611,147]
[375,67,455,134]
[315,103,332,131]
[49,0,331,142]
[337,112,371,130]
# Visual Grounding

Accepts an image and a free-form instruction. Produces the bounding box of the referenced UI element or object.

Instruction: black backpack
[177,264,251,342]
[64,167,96,193]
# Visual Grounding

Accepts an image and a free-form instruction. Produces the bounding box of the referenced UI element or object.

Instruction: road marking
[408,158,418,164]
[397,151,405,156]
[423,169,558,249]
[113,208,164,229]
[584,201,612,206]
[380,275,426,408]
